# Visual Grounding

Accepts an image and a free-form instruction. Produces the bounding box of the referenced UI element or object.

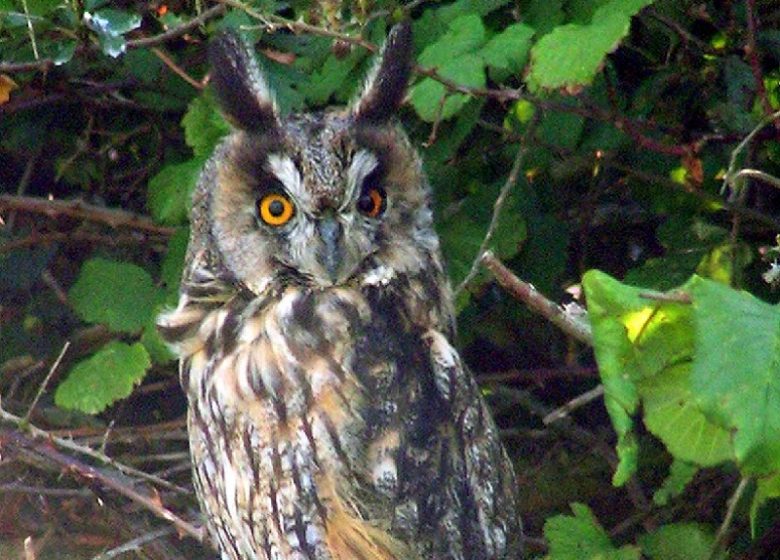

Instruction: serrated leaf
[410,54,485,122]
[182,94,230,158]
[526,0,654,92]
[545,502,641,560]
[638,523,715,560]
[690,277,780,475]
[55,341,151,414]
[69,258,161,333]
[147,157,205,225]
[418,14,486,67]
[480,23,534,74]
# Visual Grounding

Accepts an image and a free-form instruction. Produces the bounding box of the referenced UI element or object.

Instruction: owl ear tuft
[353,21,413,125]
[208,30,280,133]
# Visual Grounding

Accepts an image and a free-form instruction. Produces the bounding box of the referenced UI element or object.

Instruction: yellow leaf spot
[622,307,655,343]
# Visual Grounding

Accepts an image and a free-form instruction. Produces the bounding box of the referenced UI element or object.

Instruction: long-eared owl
[158,22,522,560]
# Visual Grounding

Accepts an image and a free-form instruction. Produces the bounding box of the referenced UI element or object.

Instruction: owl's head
[194,23,441,294]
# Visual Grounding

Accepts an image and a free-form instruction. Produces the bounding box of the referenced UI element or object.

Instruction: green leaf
[55,341,151,414]
[69,258,160,333]
[87,9,142,57]
[640,362,733,466]
[526,0,654,92]
[300,48,366,106]
[583,271,733,480]
[418,14,486,67]
[689,277,780,474]
[653,459,698,506]
[438,183,527,288]
[141,312,174,364]
[161,227,189,300]
[147,157,205,225]
[410,54,485,122]
[182,94,230,158]
[480,23,534,74]
[638,523,715,560]
[751,473,780,536]
[545,502,641,560]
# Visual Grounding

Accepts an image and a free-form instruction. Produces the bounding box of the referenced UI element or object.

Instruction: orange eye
[357,187,386,218]
[258,193,295,226]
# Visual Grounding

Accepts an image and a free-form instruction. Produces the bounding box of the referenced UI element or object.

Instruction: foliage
[3,0,780,557]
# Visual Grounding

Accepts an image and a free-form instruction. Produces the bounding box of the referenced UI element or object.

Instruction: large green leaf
[583,271,733,484]
[689,277,780,474]
[69,258,161,333]
[55,341,151,414]
[526,0,654,92]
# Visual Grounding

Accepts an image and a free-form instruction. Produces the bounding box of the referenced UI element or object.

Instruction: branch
[0,195,174,236]
[126,5,226,49]
[481,251,593,345]
[0,429,203,542]
[0,5,227,74]
[0,401,189,495]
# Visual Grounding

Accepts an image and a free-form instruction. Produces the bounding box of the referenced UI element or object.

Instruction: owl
[158,22,522,560]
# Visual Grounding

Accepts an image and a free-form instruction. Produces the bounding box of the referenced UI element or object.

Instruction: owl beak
[317,215,346,285]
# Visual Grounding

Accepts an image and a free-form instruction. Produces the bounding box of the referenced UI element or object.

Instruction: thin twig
[151,47,205,90]
[0,402,189,495]
[455,125,535,296]
[722,109,780,198]
[1,429,203,542]
[23,341,70,423]
[732,169,780,191]
[482,251,593,345]
[638,291,692,304]
[710,476,750,560]
[0,5,226,74]
[0,195,175,236]
[543,385,605,425]
[91,526,177,560]
[126,4,226,49]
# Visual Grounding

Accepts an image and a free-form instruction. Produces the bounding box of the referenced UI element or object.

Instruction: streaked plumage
[158,23,522,560]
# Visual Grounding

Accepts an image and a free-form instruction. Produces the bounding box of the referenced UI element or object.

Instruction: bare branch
[0,429,203,542]
[0,195,175,236]
[481,252,593,345]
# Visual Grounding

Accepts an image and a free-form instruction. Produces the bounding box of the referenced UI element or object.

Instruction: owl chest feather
[178,284,444,560]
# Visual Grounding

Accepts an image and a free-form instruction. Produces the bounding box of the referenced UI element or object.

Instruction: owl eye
[356,185,387,218]
[258,192,295,226]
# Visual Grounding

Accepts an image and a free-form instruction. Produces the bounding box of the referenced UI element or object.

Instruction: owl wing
[421,329,523,559]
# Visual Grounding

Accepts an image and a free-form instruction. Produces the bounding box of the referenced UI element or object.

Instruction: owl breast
[160,270,519,560]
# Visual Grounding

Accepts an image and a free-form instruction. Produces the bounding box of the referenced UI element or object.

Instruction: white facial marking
[342,149,379,210]
[266,154,303,201]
